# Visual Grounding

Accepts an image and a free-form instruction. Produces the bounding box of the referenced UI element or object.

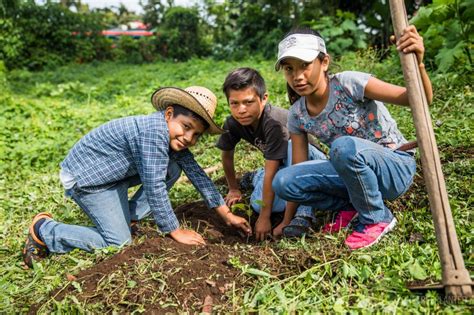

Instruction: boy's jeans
[251,141,327,220]
[272,136,416,225]
[39,161,182,253]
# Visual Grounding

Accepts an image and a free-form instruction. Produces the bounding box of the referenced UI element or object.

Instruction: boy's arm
[365,25,433,106]
[177,150,251,235]
[255,159,281,241]
[221,149,242,206]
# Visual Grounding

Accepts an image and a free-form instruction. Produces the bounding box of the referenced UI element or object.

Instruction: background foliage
[2,0,471,73]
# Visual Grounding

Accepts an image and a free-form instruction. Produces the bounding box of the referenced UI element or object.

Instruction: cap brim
[274,49,320,71]
[151,87,225,135]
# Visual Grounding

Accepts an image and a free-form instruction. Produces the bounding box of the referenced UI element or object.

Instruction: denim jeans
[251,141,327,220]
[39,160,182,253]
[272,136,416,225]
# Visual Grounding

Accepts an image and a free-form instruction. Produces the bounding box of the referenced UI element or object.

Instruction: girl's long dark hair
[282,27,328,105]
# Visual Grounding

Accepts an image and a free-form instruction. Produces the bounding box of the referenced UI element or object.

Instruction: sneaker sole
[347,217,397,250]
[28,212,53,246]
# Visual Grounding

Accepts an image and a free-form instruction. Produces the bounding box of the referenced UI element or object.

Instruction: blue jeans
[39,160,182,253]
[272,136,416,225]
[251,141,327,219]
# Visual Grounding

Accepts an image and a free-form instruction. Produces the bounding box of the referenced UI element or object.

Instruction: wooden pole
[389,0,472,298]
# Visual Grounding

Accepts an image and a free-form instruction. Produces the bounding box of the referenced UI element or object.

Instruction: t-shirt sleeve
[335,71,372,102]
[263,120,288,160]
[287,103,304,135]
[215,117,241,151]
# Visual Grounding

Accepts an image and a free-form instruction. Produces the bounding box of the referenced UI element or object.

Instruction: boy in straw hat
[23,86,252,268]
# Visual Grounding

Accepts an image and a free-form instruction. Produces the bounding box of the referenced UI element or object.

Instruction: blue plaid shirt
[61,111,225,233]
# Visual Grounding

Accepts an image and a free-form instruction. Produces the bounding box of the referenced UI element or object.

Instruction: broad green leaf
[408,260,428,280]
[333,298,345,313]
[436,41,466,72]
[244,267,274,278]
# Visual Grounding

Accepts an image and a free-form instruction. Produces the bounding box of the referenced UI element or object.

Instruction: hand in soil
[272,221,287,238]
[255,216,272,241]
[224,188,242,207]
[225,213,252,236]
[169,228,206,245]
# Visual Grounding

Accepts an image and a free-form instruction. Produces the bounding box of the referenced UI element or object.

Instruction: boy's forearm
[260,159,281,219]
[221,150,239,190]
[215,204,232,219]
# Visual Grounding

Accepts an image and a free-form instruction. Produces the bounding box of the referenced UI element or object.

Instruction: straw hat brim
[151,87,224,135]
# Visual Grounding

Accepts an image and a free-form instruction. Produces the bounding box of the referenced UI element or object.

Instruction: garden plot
[30,146,472,313]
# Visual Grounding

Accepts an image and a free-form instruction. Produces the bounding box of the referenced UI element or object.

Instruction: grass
[0,53,472,313]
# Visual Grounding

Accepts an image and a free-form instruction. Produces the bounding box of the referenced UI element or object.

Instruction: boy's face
[165,107,206,151]
[228,87,268,128]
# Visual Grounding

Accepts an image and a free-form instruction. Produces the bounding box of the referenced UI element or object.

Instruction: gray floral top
[288,71,408,149]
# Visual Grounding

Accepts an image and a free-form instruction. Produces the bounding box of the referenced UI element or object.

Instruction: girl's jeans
[272,136,416,225]
[39,161,182,253]
[251,141,327,220]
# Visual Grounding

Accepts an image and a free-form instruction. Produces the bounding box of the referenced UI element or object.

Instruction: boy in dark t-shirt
[216,68,326,240]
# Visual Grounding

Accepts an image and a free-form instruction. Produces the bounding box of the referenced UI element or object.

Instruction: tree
[141,0,174,28]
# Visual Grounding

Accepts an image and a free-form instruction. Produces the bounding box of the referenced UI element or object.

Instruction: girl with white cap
[272,26,432,250]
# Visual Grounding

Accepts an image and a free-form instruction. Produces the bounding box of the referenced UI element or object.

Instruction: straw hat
[151,86,224,134]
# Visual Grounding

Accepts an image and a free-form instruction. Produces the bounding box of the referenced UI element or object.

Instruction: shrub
[156,6,209,61]
[307,10,368,57]
[6,2,110,70]
[411,0,473,73]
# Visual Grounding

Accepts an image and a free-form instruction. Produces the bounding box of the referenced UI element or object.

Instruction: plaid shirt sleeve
[174,150,225,209]
[135,127,180,233]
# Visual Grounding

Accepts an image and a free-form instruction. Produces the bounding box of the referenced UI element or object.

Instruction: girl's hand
[396,25,425,65]
[272,221,288,238]
[169,228,206,245]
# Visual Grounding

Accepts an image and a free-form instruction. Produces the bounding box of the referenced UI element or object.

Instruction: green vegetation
[0,50,472,312]
[6,0,471,70]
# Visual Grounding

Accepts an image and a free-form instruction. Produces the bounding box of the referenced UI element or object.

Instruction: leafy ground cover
[0,55,472,313]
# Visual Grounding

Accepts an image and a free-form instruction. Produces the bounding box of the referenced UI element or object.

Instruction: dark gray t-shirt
[288,71,408,149]
[216,104,289,161]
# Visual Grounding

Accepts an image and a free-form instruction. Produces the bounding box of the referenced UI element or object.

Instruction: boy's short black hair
[171,104,210,130]
[222,67,266,101]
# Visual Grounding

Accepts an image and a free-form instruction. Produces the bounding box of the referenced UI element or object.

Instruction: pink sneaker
[322,208,358,233]
[345,218,397,250]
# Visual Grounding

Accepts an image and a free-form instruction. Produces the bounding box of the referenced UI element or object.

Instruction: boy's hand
[225,189,242,207]
[224,212,252,235]
[396,25,425,65]
[169,228,206,245]
[272,221,288,238]
[255,216,272,241]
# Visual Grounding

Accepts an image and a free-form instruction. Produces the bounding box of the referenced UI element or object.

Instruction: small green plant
[230,202,253,223]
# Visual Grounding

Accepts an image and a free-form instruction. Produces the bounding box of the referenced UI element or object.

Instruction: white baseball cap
[275,33,327,71]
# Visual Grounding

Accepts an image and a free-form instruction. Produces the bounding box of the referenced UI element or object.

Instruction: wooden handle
[389,0,472,298]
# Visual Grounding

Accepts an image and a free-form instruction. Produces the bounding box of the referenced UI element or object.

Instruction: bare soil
[36,145,472,313]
